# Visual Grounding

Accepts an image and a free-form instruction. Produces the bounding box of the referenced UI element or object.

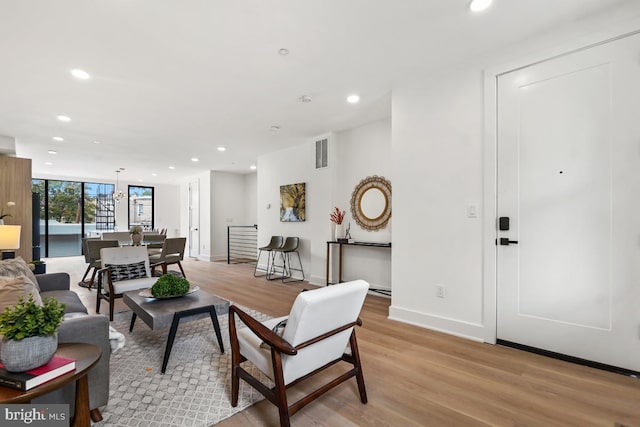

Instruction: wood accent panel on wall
[0,156,32,261]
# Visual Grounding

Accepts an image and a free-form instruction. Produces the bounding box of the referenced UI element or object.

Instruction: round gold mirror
[350,175,391,231]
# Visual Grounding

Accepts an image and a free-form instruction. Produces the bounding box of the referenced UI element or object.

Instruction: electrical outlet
[436,285,446,298]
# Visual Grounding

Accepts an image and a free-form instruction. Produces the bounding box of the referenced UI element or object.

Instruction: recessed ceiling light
[151,173,157,177]
[47,150,57,155]
[93,140,101,144]
[191,157,199,162]
[138,179,143,182]
[269,125,281,132]
[299,95,313,103]
[469,0,492,12]
[278,48,290,56]
[52,136,64,142]
[250,165,257,170]
[347,94,360,104]
[168,166,175,170]
[44,162,53,166]
[57,115,71,122]
[70,69,91,80]
[217,146,226,152]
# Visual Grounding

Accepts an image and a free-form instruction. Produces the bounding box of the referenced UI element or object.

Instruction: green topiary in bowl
[0,294,65,340]
[151,274,190,297]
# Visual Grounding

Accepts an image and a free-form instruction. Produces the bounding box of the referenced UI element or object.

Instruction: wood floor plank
[46,256,640,427]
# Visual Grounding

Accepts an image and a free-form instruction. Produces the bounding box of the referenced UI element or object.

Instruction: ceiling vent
[315,138,328,169]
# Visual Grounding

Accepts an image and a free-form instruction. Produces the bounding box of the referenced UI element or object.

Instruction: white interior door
[188,181,200,258]
[497,33,640,371]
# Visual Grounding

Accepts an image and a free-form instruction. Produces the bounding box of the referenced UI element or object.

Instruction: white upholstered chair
[96,246,157,320]
[229,280,369,427]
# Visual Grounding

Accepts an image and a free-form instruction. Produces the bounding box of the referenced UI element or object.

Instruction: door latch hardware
[499,238,519,246]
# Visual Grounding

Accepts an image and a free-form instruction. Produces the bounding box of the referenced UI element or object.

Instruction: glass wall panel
[128,186,154,230]
[31,179,46,256]
[84,182,115,236]
[46,180,83,257]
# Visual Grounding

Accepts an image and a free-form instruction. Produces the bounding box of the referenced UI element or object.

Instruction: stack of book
[0,356,76,391]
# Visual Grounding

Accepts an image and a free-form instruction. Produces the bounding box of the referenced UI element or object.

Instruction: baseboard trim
[388,305,485,342]
[497,339,640,378]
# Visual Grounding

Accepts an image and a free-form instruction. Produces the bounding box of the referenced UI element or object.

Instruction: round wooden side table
[0,342,101,427]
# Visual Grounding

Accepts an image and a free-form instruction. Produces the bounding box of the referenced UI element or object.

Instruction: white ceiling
[0,0,629,184]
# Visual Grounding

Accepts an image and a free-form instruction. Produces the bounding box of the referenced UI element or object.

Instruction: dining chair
[79,239,119,289]
[148,237,187,278]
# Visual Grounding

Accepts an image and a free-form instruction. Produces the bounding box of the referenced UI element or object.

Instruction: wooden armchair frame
[229,305,367,427]
[95,260,164,321]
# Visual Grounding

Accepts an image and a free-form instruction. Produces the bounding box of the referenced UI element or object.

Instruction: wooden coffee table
[0,342,101,427]
[123,289,229,373]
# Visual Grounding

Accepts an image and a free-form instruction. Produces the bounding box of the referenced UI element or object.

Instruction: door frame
[481,24,640,345]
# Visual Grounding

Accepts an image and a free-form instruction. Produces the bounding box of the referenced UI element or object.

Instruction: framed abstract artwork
[280,183,306,222]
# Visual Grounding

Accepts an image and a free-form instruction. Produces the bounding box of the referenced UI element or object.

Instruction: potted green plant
[0,294,65,372]
[129,225,143,245]
[28,260,46,275]
[151,274,190,297]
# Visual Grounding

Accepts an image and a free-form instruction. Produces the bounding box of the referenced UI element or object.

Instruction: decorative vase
[131,233,142,245]
[0,334,58,372]
[333,224,344,241]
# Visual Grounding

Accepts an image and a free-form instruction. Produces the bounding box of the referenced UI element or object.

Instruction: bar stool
[268,237,304,283]
[254,236,284,277]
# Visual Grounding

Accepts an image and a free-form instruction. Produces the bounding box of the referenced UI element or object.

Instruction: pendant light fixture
[113,170,126,203]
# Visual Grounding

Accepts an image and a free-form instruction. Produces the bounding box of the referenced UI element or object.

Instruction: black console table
[325,241,392,295]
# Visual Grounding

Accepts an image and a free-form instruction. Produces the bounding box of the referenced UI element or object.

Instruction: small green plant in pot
[151,274,190,297]
[0,294,65,372]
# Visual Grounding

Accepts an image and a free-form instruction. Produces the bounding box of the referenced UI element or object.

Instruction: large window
[32,179,115,257]
[128,186,154,230]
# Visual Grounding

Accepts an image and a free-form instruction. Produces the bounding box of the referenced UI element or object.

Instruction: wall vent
[315,138,328,169]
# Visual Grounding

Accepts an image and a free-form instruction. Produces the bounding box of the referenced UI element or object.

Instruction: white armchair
[229,280,369,427]
[96,246,157,320]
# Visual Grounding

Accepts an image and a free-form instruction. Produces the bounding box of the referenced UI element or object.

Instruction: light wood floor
[47,256,640,427]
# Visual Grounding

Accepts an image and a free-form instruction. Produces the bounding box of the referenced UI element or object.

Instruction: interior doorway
[188,180,200,259]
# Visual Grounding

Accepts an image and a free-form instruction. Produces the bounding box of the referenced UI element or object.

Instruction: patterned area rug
[95,303,272,427]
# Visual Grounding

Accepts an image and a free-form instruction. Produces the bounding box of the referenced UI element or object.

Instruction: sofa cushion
[40,290,87,314]
[106,261,147,282]
[0,276,43,313]
[0,257,40,291]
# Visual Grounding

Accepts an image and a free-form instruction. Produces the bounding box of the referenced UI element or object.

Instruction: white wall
[334,119,392,290]
[181,170,254,262]
[258,120,392,287]
[257,142,330,283]
[210,171,247,261]
[243,172,257,225]
[391,68,485,339]
[389,4,640,341]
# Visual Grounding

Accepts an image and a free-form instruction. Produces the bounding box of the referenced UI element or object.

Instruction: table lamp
[0,225,21,259]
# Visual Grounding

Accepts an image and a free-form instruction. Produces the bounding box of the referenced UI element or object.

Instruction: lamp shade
[0,225,21,250]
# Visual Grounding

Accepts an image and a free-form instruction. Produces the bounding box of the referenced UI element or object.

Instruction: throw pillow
[0,276,43,313]
[0,257,40,291]
[106,261,147,282]
[260,319,288,350]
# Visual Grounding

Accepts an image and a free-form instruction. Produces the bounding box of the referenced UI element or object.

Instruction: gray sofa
[32,272,110,421]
